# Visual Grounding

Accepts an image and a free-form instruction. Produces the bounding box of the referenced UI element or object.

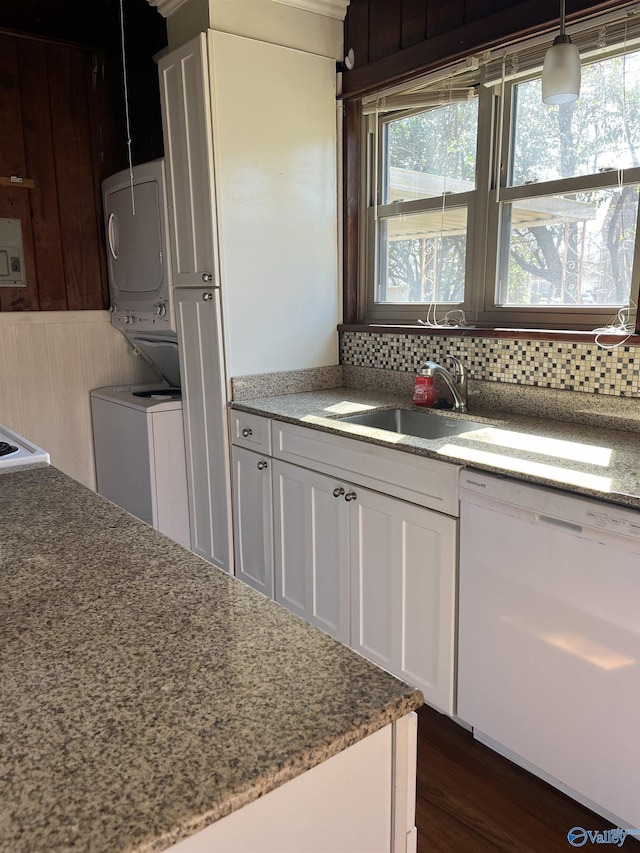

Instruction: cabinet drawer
[273,422,459,517]
[230,412,272,453]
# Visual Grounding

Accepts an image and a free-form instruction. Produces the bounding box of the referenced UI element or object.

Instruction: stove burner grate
[0,441,19,457]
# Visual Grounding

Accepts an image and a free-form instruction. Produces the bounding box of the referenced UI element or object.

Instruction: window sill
[338,324,640,346]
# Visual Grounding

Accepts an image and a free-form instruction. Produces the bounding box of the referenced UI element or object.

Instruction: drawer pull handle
[333,487,345,498]
[242,428,253,437]
[345,491,358,502]
[257,460,268,470]
[202,272,213,283]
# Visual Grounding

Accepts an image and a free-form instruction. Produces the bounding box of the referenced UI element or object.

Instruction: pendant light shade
[542,0,581,104]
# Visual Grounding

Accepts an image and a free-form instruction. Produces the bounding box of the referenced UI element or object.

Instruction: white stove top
[0,426,50,470]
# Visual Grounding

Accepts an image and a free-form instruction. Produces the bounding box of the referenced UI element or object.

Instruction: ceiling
[0,0,167,57]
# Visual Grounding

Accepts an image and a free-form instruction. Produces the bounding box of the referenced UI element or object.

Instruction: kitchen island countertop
[0,465,422,853]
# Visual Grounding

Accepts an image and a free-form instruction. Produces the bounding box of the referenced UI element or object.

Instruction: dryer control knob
[156,303,167,318]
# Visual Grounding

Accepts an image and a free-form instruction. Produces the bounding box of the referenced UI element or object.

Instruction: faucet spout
[446,354,468,411]
[419,359,468,413]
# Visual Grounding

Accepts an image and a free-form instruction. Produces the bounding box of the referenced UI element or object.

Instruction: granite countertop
[231,387,640,509]
[0,466,422,853]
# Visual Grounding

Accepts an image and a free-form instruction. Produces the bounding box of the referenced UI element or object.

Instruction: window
[373,96,478,307]
[360,13,640,330]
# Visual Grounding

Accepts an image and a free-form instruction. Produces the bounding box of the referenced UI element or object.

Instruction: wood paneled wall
[0,33,126,313]
[342,0,627,97]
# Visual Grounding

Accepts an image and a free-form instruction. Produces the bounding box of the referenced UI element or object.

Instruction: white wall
[0,311,158,489]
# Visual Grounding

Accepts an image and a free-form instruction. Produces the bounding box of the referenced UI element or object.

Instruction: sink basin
[336,409,487,440]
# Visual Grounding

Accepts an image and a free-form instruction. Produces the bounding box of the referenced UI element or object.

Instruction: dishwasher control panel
[585,507,640,537]
[459,470,640,539]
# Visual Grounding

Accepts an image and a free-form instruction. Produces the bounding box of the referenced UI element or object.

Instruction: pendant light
[542,0,581,104]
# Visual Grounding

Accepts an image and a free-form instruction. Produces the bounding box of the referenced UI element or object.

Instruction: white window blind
[361,89,475,115]
[361,56,480,115]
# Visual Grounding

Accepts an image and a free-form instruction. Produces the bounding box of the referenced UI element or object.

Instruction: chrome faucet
[419,355,468,412]
[446,353,468,410]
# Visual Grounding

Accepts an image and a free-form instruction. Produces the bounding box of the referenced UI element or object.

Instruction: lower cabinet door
[231,446,274,598]
[272,459,350,644]
[350,487,457,714]
[271,456,456,710]
[175,287,232,571]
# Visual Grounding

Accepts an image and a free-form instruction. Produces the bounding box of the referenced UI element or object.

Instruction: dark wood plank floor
[416,705,626,852]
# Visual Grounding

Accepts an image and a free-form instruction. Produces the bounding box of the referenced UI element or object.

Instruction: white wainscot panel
[0,311,157,489]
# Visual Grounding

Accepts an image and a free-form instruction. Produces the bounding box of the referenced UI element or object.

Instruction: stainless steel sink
[336,408,487,440]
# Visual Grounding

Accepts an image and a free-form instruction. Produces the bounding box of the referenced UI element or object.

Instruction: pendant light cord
[119,0,135,215]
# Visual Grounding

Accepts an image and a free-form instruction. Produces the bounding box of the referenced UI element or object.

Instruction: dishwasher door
[457,471,640,828]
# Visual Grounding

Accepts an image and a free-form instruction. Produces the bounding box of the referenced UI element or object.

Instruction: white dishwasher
[457,470,640,829]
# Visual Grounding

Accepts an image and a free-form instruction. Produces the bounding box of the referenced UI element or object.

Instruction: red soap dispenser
[413,367,438,407]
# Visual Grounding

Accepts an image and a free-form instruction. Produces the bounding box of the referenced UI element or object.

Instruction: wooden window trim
[338,323,640,345]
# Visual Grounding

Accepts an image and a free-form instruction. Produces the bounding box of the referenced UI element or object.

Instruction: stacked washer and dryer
[90,160,190,548]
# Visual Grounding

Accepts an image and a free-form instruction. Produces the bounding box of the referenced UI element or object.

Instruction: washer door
[127,336,181,387]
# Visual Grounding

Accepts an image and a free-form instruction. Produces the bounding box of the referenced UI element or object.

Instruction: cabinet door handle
[345,491,357,502]
[202,291,213,301]
[202,272,213,282]
[257,460,268,470]
[333,487,345,498]
[242,428,253,437]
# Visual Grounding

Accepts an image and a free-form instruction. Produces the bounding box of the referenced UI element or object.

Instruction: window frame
[481,64,640,328]
[362,96,482,324]
[358,42,640,332]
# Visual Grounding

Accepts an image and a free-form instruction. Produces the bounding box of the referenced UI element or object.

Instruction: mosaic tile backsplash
[340,331,640,397]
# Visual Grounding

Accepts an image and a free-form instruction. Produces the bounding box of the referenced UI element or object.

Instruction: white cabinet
[272,420,459,516]
[166,714,417,853]
[159,28,339,378]
[230,411,272,455]
[157,34,219,288]
[272,460,350,644]
[158,34,231,571]
[175,287,232,571]
[207,30,339,377]
[350,487,457,714]
[158,25,341,583]
[231,445,274,598]
[271,427,458,714]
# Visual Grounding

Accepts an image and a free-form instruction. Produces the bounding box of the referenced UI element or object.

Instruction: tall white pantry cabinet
[157,28,340,570]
